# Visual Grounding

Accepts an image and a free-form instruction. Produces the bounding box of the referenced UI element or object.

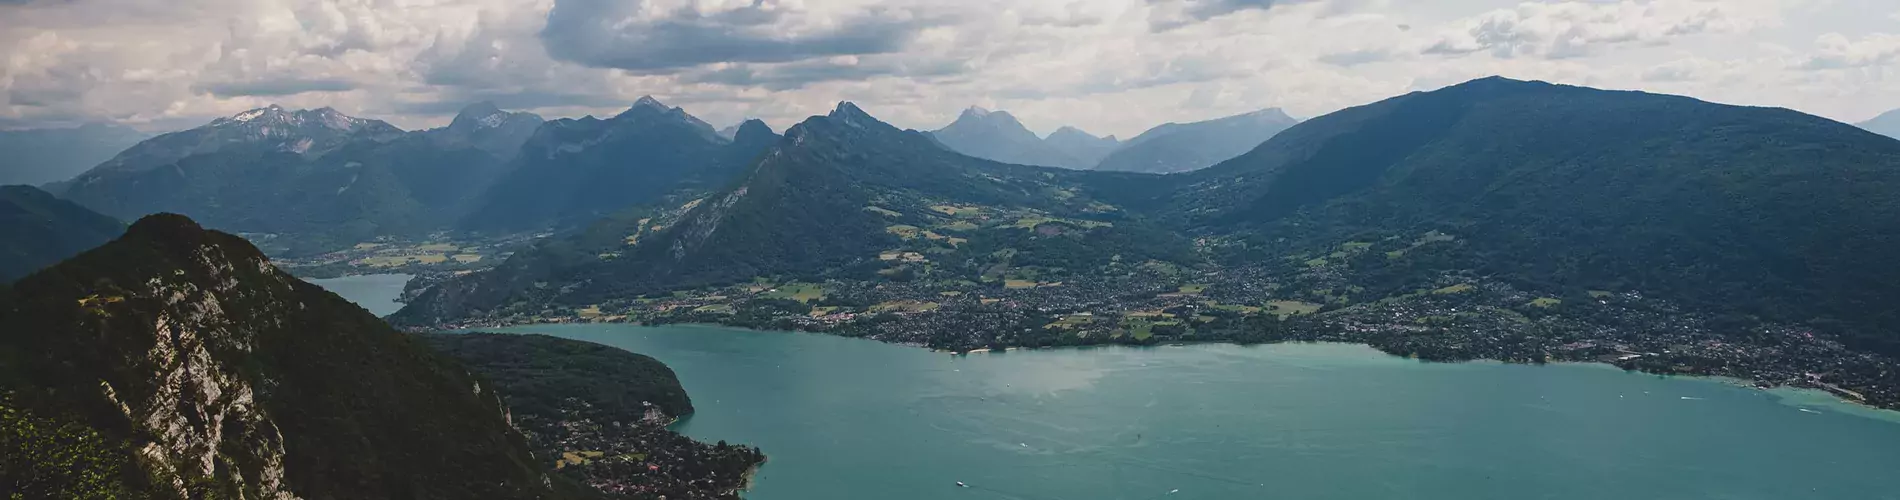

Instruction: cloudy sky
[2,0,1896,138]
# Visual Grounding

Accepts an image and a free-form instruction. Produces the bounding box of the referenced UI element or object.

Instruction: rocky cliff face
[0,214,573,499]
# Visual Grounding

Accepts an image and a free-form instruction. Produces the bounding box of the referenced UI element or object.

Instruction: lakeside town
[269,231,541,279]
[416,257,1900,414]
[523,403,763,500]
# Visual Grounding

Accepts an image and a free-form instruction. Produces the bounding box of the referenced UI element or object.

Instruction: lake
[483,324,1900,500]
[314,280,1900,499]
[307,274,412,317]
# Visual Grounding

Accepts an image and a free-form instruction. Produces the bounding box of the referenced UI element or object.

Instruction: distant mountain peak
[1238,107,1295,122]
[633,95,669,112]
[1042,125,1121,168]
[1093,105,1301,173]
[212,105,385,133]
[608,97,719,140]
[1049,125,1111,142]
[448,101,533,132]
[221,104,290,124]
[616,95,710,127]
[717,119,772,141]
[1859,108,1900,140]
[829,102,879,127]
[928,105,1091,168]
[733,119,775,142]
[953,106,1026,127]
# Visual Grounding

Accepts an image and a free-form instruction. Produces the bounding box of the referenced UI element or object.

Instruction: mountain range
[925,105,1300,174]
[0,124,149,186]
[394,102,1189,323]
[1044,126,1123,166]
[24,97,1292,259]
[45,97,782,253]
[19,75,1900,360]
[53,104,541,254]
[400,77,1900,363]
[459,96,778,232]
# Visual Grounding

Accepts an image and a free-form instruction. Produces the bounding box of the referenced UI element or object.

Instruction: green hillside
[394,102,1196,325]
[1174,77,1900,355]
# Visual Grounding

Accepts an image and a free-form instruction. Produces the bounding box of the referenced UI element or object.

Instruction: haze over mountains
[0,185,122,282]
[52,104,540,253]
[1044,126,1123,166]
[15,91,1297,260]
[1860,109,1900,140]
[396,101,1185,324]
[926,105,1299,174]
[1092,107,1300,174]
[0,124,149,186]
[460,96,778,232]
[35,96,783,254]
[929,107,1112,169]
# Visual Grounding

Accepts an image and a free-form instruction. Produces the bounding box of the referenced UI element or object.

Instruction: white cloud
[1798,33,1900,70]
[1421,0,1773,59]
[0,0,1897,136]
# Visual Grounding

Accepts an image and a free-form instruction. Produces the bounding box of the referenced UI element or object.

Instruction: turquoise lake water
[313,278,1900,499]
[307,273,412,317]
[485,324,1900,500]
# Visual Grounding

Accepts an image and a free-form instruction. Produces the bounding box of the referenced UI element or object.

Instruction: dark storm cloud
[539,0,940,73]
[192,78,356,97]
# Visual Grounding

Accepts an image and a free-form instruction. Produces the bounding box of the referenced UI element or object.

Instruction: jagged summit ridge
[210,104,393,133]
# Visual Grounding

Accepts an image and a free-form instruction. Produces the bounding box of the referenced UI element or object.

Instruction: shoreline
[733,458,766,496]
[447,318,1900,418]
